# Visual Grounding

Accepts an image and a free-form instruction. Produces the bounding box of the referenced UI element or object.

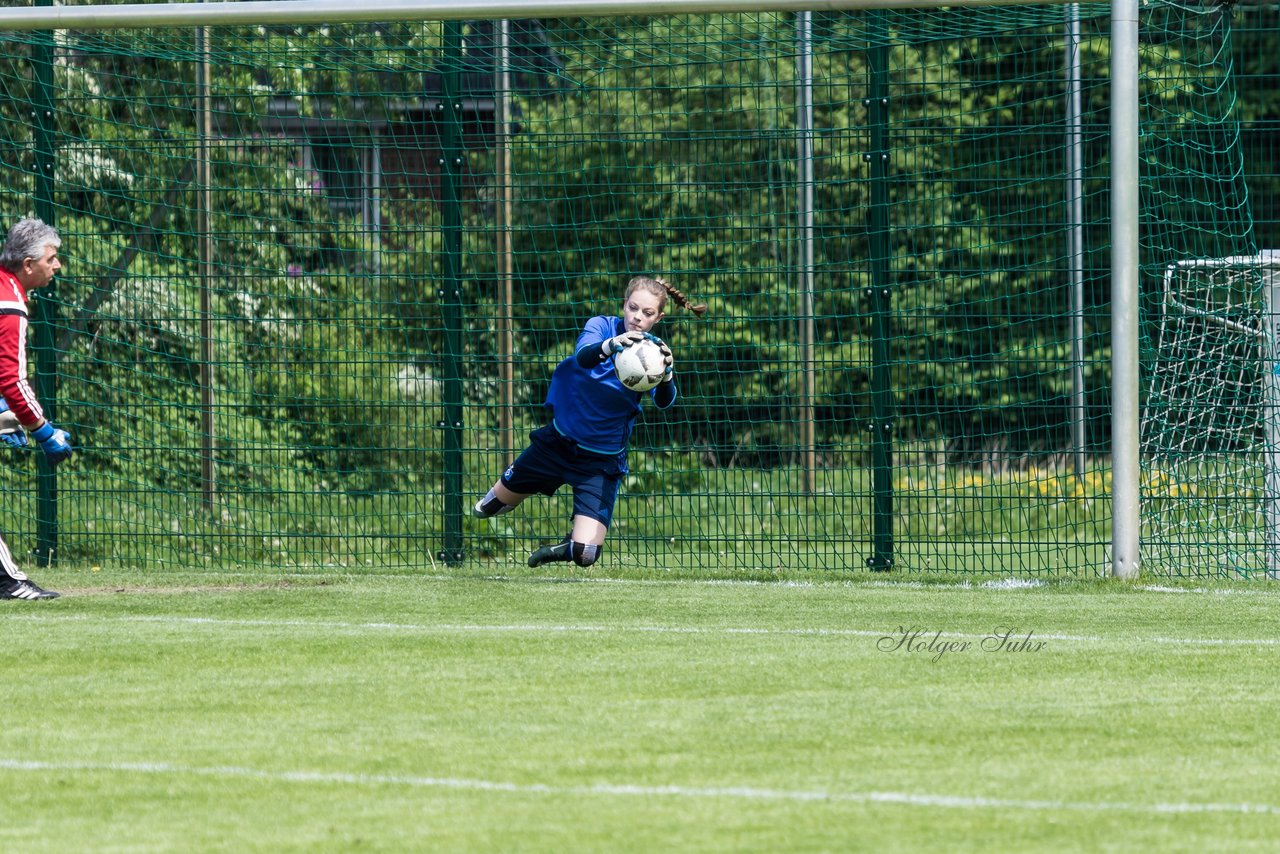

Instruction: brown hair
[625,275,708,317]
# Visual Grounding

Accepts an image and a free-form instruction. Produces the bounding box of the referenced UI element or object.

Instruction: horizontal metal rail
[0,0,1093,31]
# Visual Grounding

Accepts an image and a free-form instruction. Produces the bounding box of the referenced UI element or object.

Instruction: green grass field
[3,566,1279,852]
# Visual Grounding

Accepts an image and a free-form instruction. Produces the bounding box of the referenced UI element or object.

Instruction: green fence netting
[0,3,1270,576]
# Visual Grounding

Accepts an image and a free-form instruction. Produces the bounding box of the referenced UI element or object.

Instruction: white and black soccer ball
[613,337,668,392]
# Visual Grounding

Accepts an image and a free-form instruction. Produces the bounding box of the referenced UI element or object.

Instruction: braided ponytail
[654,277,708,317]
[626,275,707,317]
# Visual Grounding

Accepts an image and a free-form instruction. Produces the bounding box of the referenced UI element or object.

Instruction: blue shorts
[501,424,625,527]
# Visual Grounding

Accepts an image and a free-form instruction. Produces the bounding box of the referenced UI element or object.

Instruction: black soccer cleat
[0,578,60,600]
[527,540,572,568]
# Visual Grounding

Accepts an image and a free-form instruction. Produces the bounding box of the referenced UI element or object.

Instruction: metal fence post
[32,0,58,566]
[866,12,893,571]
[439,21,466,566]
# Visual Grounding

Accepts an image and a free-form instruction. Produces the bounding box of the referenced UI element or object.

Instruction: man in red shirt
[0,217,74,600]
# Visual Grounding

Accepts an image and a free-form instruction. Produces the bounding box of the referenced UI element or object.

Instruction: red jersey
[0,267,45,427]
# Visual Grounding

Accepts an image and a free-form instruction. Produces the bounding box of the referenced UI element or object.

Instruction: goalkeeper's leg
[472,480,528,519]
[527,515,606,567]
[474,445,559,519]
[527,538,603,568]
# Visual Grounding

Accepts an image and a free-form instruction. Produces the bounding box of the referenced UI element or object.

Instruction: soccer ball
[613,337,668,392]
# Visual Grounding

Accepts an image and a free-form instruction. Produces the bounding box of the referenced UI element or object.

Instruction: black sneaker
[0,578,60,600]
[527,540,571,568]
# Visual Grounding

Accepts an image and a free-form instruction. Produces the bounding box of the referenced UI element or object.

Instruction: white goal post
[0,0,1145,578]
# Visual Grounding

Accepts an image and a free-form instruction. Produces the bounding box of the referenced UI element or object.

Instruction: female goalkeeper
[472,275,706,568]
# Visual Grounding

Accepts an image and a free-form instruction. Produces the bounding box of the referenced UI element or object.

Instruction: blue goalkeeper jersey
[545,315,676,457]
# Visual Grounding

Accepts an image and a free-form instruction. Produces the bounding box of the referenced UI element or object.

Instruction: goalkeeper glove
[646,333,675,382]
[0,398,26,449]
[31,422,73,465]
[602,329,645,356]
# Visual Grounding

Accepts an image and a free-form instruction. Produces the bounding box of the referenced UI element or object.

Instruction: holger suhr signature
[877,626,1047,663]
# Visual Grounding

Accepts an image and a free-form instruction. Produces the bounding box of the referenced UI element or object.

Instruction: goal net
[1138,2,1275,578]
[1141,253,1280,578]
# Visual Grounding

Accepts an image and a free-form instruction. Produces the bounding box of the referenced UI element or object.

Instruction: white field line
[6,612,1280,647]
[0,758,1277,816]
